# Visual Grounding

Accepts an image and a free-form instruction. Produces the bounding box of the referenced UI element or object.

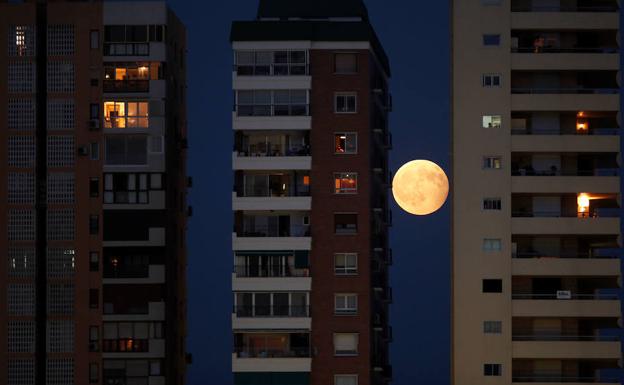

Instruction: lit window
[334,333,358,356]
[335,93,357,113]
[482,115,501,128]
[482,74,501,87]
[104,101,148,129]
[484,364,502,376]
[483,156,502,169]
[335,294,358,315]
[334,253,358,275]
[334,173,357,194]
[335,133,357,154]
[483,239,502,252]
[483,198,502,211]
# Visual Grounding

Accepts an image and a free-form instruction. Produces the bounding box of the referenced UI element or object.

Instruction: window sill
[335,273,359,277]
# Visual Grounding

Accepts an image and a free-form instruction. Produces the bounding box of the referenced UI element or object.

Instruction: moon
[392,160,449,216]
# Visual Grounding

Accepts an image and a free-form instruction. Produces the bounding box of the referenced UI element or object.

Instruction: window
[335,93,357,113]
[483,239,502,252]
[47,209,74,241]
[335,133,357,154]
[483,198,502,210]
[90,103,100,120]
[48,24,74,56]
[47,173,74,204]
[104,173,155,204]
[89,289,99,309]
[149,136,164,153]
[90,178,99,197]
[89,142,100,161]
[47,320,74,353]
[47,248,75,278]
[48,283,74,315]
[482,74,501,87]
[8,359,35,385]
[482,0,502,4]
[47,61,75,93]
[89,363,99,383]
[8,62,35,93]
[335,253,358,275]
[8,136,36,168]
[9,172,35,204]
[8,284,35,315]
[8,247,35,278]
[8,98,35,131]
[334,173,357,194]
[104,101,149,128]
[484,364,502,376]
[8,25,35,57]
[334,333,358,356]
[483,321,502,334]
[335,375,358,385]
[8,321,35,352]
[335,53,358,74]
[335,213,357,234]
[46,358,74,385]
[47,135,75,167]
[483,156,502,169]
[47,100,74,131]
[90,30,99,49]
[483,34,501,46]
[105,136,147,165]
[235,50,308,76]
[482,115,501,128]
[335,294,358,315]
[89,252,99,272]
[89,215,99,235]
[483,279,503,293]
[236,90,308,117]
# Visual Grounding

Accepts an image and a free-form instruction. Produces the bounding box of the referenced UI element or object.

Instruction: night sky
[169,1,451,384]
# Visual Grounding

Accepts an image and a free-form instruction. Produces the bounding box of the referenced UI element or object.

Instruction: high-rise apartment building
[0,1,188,384]
[230,1,392,384]
[452,0,622,384]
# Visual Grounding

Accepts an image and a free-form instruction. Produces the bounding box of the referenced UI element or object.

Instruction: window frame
[482,73,502,88]
[334,92,358,114]
[334,213,358,235]
[334,293,358,315]
[333,332,359,356]
[483,239,502,252]
[334,172,358,194]
[482,115,502,128]
[334,132,358,154]
[482,34,501,47]
[482,279,503,293]
[483,156,502,170]
[335,374,358,385]
[484,363,502,376]
[334,52,358,75]
[483,320,502,334]
[482,198,502,211]
[334,253,358,276]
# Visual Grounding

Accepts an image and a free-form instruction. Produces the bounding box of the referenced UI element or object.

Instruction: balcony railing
[103,79,149,93]
[512,87,619,94]
[234,265,310,278]
[512,169,619,176]
[234,305,310,318]
[512,335,619,341]
[235,104,310,117]
[512,293,620,300]
[233,64,309,76]
[513,376,619,383]
[511,5,619,12]
[234,346,311,358]
[237,225,310,238]
[513,251,619,259]
[104,43,150,56]
[236,145,311,157]
[102,338,149,352]
[237,186,310,198]
[512,47,619,54]
[511,128,619,135]
[512,209,620,218]
[103,265,150,279]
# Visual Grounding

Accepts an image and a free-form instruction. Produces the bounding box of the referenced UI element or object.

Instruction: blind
[334,333,357,352]
[335,375,357,385]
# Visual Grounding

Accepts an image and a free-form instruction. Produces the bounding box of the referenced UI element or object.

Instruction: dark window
[89,252,99,272]
[105,26,125,42]
[90,78,99,87]
[89,289,99,309]
[90,30,99,49]
[483,279,503,293]
[89,215,99,235]
[89,326,99,352]
[483,34,501,46]
[89,363,99,383]
[90,104,99,120]
[483,198,502,210]
[90,142,100,161]
[335,213,358,234]
[126,25,147,42]
[335,53,358,74]
[484,364,502,376]
[90,178,99,198]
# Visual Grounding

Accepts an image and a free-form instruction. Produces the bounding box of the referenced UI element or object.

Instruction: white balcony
[511,134,620,153]
[103,227,166,247]
[233,74,311,90]
[233,152,311,170]
[233,194,311,211]
[233,113,311,131]
[232,276,311,292]
[233,232,311,251]
[232,353,311,373]
[232,313,311,331]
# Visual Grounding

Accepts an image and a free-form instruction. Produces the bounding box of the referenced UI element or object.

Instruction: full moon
[392,160,449,216]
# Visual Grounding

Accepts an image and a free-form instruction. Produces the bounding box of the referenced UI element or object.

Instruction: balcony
[103,301,165,321]
[511,111,619,137]
[103,265,165,284]
[511,0,619,13]
[232,333,311,371]
[513,376,619,384]
[511,1,619,31]
[513,340,621,359]
[233,50,309,77]
[102,338,165,358]
[512,258,621,276]
[513,356,621,384]
[234,305,309,318]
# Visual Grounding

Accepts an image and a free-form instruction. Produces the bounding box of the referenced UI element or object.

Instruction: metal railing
[511,128,619,135]
[235,104,310,117]
[512,293,620,300]
[238,224,310,238]
[103,265,150,279]
[511,169,619,176]
[512,376,619,383]
[511,5,619,12]
[234,64,309,76]
[512,47,619,54]
[234,305,310,318]
[513,251,619,259]
[237,186,310,198]
[512,335,619,341]
[511,87,619,95]
[104,43,150,56]
[103,79,149,93]
[234,346,311,358]
[102,338,150,353]
[234,265,310,278]
[512,210,620,218]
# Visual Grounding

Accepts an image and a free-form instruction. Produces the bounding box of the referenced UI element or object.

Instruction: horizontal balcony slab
[233,233,311,251]
[513,340,621,359]
[233,74,311,90]
[511,94,620,112]
[103,302,166,321]
[103,265,166,285]
[511,12,619,29]
[232,195,311,211]
[233,153,312,170]
[512,258,621,276]
[513,382,616,385]
[511,135,620,153]
[511,53,620,71]
[103,339,165,359]
[232,354,311,372]
[512,218,620,235]
[232,314,311,330]
[513,299,621,317]
[511,176,620,194]
[233,113,311,131]
[233,276,311,291]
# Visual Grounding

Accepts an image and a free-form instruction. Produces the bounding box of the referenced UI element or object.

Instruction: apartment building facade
[0,1,188,384]
[230,1,392,385]
[452,0,622,384]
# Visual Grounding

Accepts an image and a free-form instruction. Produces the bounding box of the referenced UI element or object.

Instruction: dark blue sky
[169,1,451,384]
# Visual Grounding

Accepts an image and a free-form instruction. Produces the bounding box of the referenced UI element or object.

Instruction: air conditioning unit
[556,290,571,299]
[78,146,89,156]
[89,119,100,131]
